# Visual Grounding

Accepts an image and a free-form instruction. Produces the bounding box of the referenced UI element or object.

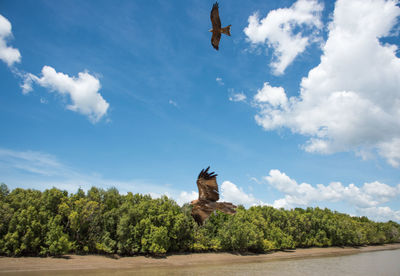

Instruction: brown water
[3,249,400,276]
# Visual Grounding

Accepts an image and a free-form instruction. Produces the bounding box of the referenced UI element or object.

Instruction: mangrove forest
[0,183,399,256]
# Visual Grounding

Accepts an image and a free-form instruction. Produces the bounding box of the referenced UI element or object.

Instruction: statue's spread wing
[197,167,219,202]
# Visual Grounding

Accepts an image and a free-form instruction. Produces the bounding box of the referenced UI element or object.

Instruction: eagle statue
[191,167,237,225]
[210,2,231,50]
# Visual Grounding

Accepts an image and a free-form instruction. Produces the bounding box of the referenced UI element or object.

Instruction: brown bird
[210,2,231,50]
[191,167,236,225]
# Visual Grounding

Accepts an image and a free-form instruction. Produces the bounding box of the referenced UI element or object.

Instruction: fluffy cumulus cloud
[176,191,198,206]
[23,66,109,123]
[0,14,21,67]
[254,82,288,107]
[378,138,400,167]
[253,0,400,167]
[357,207,400,222]
[244,0,323,75]
[265,169,400,221]
[0,15,109,123]
[220,181,264,206]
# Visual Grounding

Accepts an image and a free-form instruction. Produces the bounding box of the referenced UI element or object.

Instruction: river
[2,249,400,276]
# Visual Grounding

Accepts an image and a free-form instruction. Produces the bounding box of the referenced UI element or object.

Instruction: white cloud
[229,92,247,102]
[363,181,400,200]
[169,99,178,107]
[21,72,35,94]
[0,15,108,123]
[176,191,198,206]
[254,82,288,107]
[244,0,323,75]
[0,14,21,67]
[265,169,400,221]
[253,83,289,130]
[0,147,63,176]
[378,138,400,167]
[24,66,109,123]
[253,0,400,167]
[220,180,264,206]
[357,206,400,222]
[216,77,224,86]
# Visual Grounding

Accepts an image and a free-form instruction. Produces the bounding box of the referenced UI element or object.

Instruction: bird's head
[191,199,199,205]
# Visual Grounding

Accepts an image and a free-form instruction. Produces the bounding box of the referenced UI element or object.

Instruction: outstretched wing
[210,2,221,50]
[191,201,216,225]
[210,2,221,30]
[211,32,221,50]
[197,166,219,202]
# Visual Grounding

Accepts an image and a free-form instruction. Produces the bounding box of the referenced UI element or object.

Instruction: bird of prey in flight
[191,167,236,225]
[210,2,231,50]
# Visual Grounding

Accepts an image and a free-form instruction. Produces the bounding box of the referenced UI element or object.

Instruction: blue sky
[1,0,400,222]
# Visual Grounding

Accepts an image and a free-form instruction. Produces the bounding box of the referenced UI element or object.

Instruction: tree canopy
[0,184,399,256]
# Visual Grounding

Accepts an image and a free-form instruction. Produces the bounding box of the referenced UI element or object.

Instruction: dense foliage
[0,183,399,256]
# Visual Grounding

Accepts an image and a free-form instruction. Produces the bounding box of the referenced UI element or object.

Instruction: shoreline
[0,243,399,273]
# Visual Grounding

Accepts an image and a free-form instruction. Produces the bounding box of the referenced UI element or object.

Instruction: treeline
[0,183,399,256]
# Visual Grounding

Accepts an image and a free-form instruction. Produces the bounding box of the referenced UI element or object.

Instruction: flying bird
[210,2,231,50]
[191,167,236,225]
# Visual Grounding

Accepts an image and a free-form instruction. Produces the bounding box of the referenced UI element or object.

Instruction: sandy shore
[0,243,399,273]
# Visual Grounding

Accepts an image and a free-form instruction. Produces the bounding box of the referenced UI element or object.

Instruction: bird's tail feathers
[221,25,231,36]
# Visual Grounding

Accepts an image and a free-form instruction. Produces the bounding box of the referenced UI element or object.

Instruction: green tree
[42,215,71,256]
